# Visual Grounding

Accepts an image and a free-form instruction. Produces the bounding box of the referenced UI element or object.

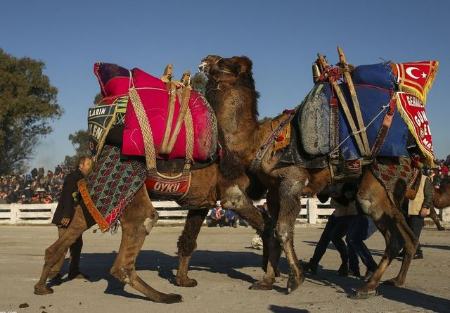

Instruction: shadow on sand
[303,267,450,312]
[54,249,450,311]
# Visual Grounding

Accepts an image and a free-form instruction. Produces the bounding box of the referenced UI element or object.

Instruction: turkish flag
[391,61,439,104]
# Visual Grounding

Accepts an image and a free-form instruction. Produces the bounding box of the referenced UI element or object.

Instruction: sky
[1,0,449,170]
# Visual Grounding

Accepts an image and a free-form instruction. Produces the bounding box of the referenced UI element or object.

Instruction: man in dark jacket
[49,156,92,281]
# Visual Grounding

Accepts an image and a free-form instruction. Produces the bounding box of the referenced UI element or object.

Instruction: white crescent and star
[406,67,427,80]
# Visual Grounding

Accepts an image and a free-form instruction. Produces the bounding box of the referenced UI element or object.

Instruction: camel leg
[110,187,181,303]
[383,212,418,287]
[270,168,308,294]
[429,207,445,230]
[221,184,266,233]
[175,208,208,287]
[355,170,417,298]
[250,188,281,290]
[34,206,88,295]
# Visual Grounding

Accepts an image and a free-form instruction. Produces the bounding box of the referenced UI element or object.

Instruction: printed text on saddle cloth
[396,92,434,160]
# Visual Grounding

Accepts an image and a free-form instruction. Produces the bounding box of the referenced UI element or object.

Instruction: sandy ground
[0,224,449,313]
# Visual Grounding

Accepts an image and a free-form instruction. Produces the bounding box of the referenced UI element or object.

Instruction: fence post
[10,204,19,225]
[442,207,450,223]
[307,198,317,224]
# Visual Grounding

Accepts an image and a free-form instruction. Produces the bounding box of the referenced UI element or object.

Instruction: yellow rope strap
[128,87,157,170]
[160,82,177,154]
[166,74,192,154]
[94,106,118,162]
[183,106,194,171]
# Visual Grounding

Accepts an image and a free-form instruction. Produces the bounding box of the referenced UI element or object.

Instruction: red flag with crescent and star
[391,61,439,104]
[395,92,434,165]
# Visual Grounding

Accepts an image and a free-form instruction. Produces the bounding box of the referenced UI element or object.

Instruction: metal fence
[0,200,447,226]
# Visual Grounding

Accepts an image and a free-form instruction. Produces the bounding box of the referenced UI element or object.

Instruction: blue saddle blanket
[299,61,409,160]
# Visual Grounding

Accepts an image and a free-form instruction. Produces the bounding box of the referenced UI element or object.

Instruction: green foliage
[0,49,62,175]
[63,129,90,168]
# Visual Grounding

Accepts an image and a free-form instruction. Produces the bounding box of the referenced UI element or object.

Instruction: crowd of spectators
[0,164,69,204]
[434,155,450,187]
[0,154,449,205]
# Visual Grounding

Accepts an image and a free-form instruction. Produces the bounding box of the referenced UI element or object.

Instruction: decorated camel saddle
[277,49,438,179]
[81,62,218,231]
[264,48,438,204]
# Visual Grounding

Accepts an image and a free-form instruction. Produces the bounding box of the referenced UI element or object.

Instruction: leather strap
[370,96,396,157]
[250,111,295,172]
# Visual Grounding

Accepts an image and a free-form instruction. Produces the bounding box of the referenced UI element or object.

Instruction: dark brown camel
[197,55,421,297]
[34,123,267,301]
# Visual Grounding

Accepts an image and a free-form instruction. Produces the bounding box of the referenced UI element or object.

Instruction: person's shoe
[303,261,318,275]
[349,269,361,278]
[48,273,63,285]
[68,271,89,280]
[413,251,424,260]
[337,263,349,277]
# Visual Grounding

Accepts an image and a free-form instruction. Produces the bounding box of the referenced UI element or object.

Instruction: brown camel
[430,180,450,230]
[197,55,422,297]
[434,180,450,209]
[34,118,268,301]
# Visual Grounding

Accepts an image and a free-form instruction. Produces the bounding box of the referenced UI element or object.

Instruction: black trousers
[346,215,378,273]
[310,215,352,266]
[408,215,424,253]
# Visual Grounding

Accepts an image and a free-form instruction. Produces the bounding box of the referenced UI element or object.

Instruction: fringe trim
[78,179,110,232]
[395,94,435,167]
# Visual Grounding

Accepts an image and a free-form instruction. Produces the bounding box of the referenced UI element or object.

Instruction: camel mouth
[198,61,208,74]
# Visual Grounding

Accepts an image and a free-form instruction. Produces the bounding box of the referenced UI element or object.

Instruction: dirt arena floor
[0,224,449,313]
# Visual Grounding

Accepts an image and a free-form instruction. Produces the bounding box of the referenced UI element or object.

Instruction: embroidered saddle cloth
[78,144,147,232]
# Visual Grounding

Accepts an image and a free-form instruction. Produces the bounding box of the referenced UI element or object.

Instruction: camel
[196,55,423,298]
[34,101,269,302]
[430,180,450,230]
[434,179,450,209]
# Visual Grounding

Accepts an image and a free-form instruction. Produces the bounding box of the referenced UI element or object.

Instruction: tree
[63,129,90,168]
[0,49,62,175]
[63,93,97,168]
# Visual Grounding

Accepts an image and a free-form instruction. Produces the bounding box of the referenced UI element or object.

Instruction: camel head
[199,55,254,86]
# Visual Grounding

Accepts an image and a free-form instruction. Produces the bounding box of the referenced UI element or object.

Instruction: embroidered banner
[395,92,434,164]
[391,61,439,104]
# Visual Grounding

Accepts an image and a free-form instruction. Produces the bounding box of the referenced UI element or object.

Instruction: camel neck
[212,86,262,160]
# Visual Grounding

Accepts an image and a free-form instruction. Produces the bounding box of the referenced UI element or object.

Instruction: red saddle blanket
[94,63,217,162]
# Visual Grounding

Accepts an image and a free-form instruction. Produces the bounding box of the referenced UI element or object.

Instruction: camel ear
[231,56,253,74]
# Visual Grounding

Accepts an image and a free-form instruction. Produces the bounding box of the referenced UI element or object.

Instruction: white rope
[329,104,390,156]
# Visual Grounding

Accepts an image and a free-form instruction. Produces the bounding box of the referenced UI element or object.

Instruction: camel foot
[175,276,198,287]
[383,278,404,287]
[34,284,54,295]
[159,293,183,304]
[349,288,379,299]
[249,280,273,290]
[286,272,304,294]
